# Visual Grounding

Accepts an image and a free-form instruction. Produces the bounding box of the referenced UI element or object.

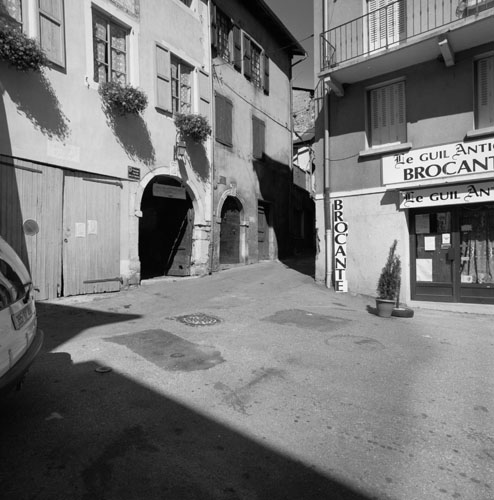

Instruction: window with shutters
[215,93,233,147]
[93,10,128,84]
[367,0,405,53]
[475,56,494,129]
[38,0,65,67]
[368,80,406,147]
[252,116,265,159]
[1,0,65,67]
[243,34,263,89]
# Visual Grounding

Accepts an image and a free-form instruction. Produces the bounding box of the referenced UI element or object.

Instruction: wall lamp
[175,139,187,160]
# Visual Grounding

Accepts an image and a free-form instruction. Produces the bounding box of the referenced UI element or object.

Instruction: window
[476,55,494,129]
[171,55,192,114]
[216,8,232,62]
[38,0,65,67]
[252,116,265,159]
[215,93,233,146]
[0,258,24,311]
[93,10,128,84]
[1,0,65,67]
[0,0,22,25]
[367,0,405,52]
[155,45,195,114]
[368,80,406,147]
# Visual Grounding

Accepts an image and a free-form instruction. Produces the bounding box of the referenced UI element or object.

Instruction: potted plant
[98,81,148,116]
[0,19,48,71]
[376,239,401,318]
[174,113,211,143]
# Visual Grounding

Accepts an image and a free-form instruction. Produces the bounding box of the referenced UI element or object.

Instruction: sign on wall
[333,199,348,293]
[152,184,186,199]
[400,180,494,209]
[383,137,494,185]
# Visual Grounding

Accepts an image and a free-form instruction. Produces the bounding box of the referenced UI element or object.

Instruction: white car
[0,235,43,395]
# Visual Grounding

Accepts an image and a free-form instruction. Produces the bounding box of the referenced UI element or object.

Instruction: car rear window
[0,259,25,311]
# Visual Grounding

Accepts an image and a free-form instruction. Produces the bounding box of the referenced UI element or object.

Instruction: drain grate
[174,312,221,327]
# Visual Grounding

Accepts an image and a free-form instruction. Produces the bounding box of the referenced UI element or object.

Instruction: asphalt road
[1,259,493,500]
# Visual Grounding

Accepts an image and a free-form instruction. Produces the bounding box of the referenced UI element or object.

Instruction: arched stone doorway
[219,196,242,265]
[139,176,193,278]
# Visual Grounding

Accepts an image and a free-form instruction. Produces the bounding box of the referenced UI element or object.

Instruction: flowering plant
[174,113,211,143]
[0,20,48,71]
[98,81,148,115]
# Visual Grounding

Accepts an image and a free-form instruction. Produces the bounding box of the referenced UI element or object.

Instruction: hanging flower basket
[0,20,48,71]
[174,113,211,143]
[98,81,148,116]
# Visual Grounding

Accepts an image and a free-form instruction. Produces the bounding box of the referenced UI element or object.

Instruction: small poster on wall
[416,259,433,282]
[424,236,436,251]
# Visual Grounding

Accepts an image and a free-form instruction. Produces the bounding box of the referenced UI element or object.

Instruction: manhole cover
[174,313,221,327]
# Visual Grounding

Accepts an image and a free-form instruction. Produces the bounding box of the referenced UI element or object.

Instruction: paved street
[1,259,493,500]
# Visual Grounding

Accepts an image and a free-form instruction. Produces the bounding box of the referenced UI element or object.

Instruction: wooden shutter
[243,34,252,79]
[477,56,494,129]
[369,81,405,146]
[215,94,233,146]
[156,44,172,112]
[252,116,265,159]
[263,53,270,95]
[210,1,218,52]
[38,0,65,67]
[233,25,242,72]
[199,70,211,120]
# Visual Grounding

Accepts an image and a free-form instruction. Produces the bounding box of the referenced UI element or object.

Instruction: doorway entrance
[410,204,494,303]
[219,196,242,265]
[258,201,270,260]
[139,177,193,279]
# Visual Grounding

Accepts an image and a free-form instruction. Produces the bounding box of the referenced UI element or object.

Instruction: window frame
[366,78,407,148]
[92,7,130,84]
[171,54,193,115]
[216,7,232,62]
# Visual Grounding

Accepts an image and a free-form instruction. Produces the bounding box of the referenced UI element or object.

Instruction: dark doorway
[258,201,270,260]
[220,196,242,265]
[139,177,193,279]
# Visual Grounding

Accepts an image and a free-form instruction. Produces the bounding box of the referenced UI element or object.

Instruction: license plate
[11,303,34,330]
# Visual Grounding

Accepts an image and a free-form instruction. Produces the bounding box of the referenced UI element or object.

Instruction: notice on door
[424,236,436,251]
[416,259,433,282]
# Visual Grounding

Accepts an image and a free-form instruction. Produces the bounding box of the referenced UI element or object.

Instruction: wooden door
[220,197,240,264]
[258,202,270,260]
[0,158,63,300]
[167,208,193,276]
[62,172,121,296]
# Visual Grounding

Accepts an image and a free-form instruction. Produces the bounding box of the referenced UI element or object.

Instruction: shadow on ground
[0,303,373,500]
[280,253,316,279]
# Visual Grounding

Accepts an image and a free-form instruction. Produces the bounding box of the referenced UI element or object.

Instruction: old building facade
[0,0,213,299]
[315,0,494,304]
[209,0,304,270]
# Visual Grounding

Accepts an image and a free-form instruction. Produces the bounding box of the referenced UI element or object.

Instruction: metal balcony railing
[320,0,494,71]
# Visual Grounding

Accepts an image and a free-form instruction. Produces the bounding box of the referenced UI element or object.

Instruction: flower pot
[375,298,395,318]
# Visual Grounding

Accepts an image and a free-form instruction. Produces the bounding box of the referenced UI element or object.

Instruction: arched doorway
[220,196,242,265]
[139,176,193,278]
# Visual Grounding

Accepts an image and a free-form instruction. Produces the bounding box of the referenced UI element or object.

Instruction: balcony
[320,0,494,84]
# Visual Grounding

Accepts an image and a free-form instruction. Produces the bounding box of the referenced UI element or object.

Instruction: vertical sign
[333,199,348,292]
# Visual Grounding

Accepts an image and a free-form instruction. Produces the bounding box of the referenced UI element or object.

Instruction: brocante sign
[382,137,494,185]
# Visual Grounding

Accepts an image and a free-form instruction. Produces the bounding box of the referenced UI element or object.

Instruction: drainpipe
[207,0,215,275]
[324,85,332,289]
[322,0,332,289]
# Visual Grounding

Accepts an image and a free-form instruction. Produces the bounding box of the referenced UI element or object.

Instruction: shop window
[475,55,494,130]
[252,116,265,159]
[93,10,128,84]
[215,93,233,147]
[368,80,406,147]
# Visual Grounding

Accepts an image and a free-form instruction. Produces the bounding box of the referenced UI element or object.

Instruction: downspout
[322,0,332,289]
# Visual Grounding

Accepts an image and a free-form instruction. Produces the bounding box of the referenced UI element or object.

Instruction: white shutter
[477,56,494,129]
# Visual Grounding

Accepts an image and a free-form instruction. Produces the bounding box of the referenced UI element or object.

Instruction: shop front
[384,137,494,304]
